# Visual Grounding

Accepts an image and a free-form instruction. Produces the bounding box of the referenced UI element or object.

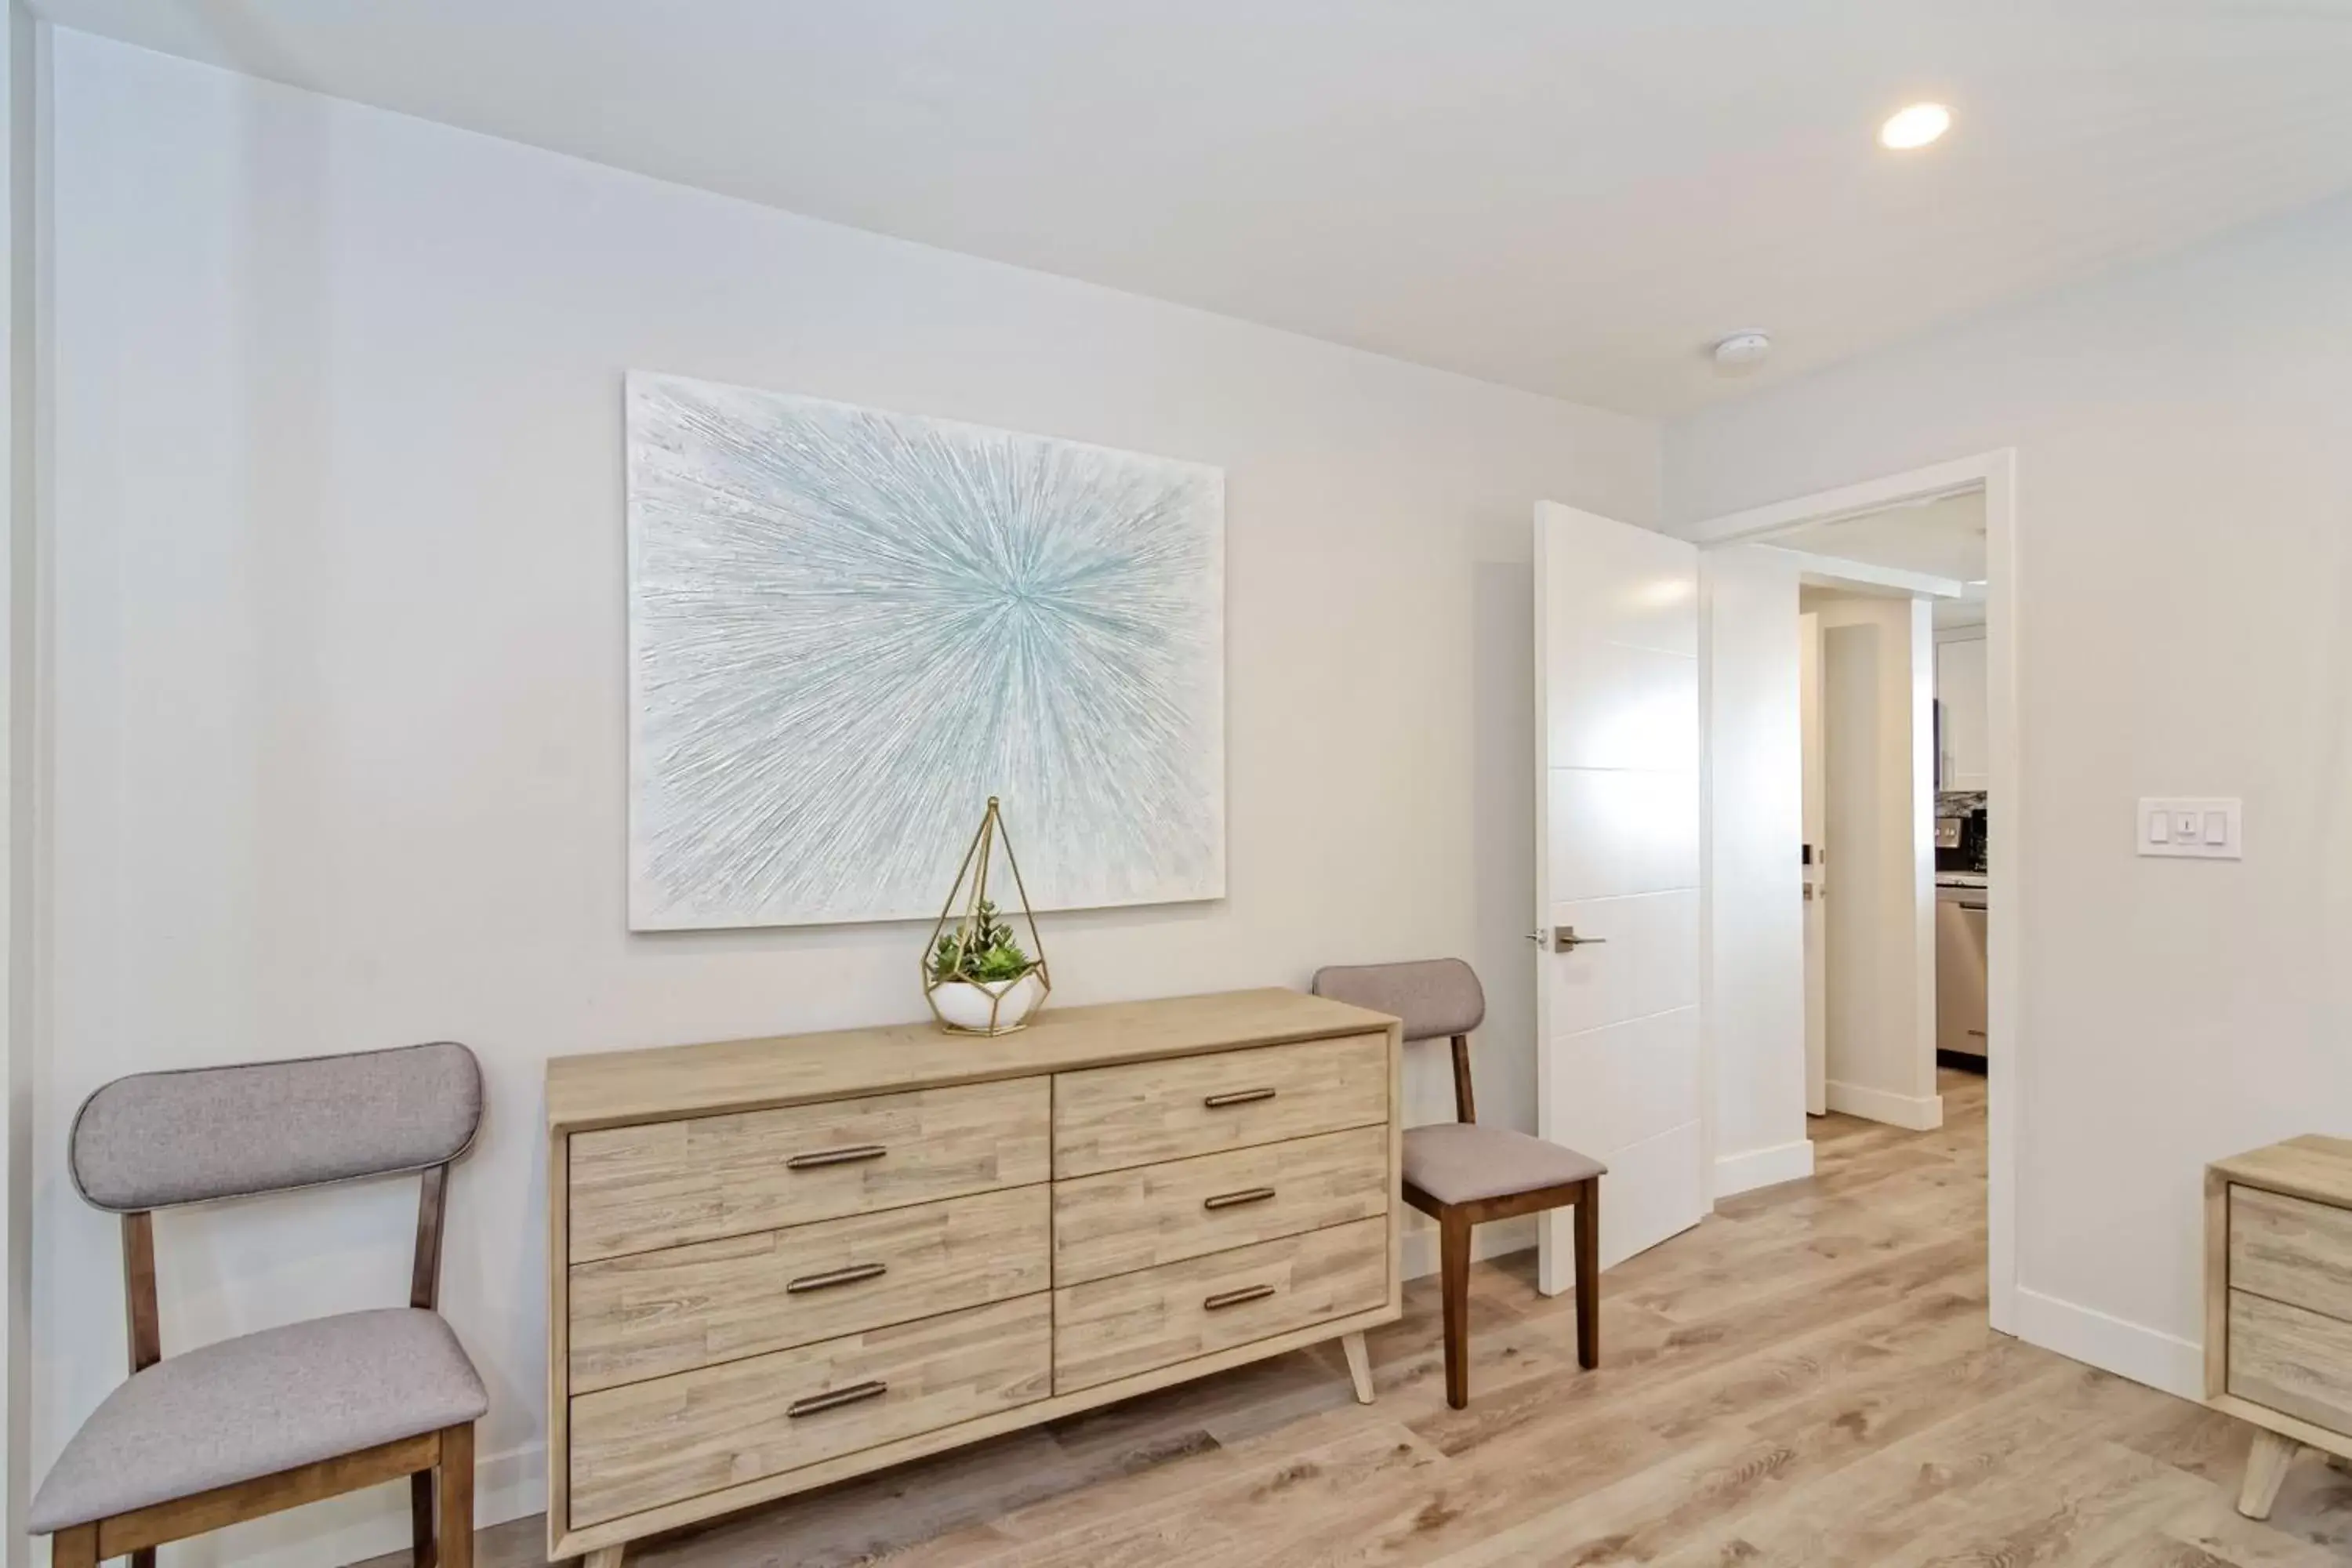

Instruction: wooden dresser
[545,989,1402,1566]
[2205,1134,2352,1519]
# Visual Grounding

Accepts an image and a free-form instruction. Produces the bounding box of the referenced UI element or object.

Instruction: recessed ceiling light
[1879,103,1952,151]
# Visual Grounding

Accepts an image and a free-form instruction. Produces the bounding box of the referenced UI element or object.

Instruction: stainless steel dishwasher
[1935,882,1988,1065]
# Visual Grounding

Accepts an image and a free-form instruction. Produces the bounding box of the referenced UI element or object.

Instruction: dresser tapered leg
[2238,1429,2298,1519]
[583,1547,626,1568]
[1341,1331,1374,1403]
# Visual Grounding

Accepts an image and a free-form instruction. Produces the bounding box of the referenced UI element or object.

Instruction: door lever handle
[1551,926,1606,953]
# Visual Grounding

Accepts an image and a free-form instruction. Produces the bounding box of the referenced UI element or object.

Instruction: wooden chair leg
[132,1549,158,1568]
[2238,1428,2298,1519]
[1573,1178,1600,1370]
[437,1422,475,1568]
[1439,1209,1473,1410]
[412,1465,437,1568]
[49,1525,100,1568]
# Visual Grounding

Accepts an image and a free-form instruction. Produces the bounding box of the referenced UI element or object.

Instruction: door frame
[1683,450,2020,1338]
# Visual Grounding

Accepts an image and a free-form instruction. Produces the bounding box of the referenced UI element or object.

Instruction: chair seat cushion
[1403,1122,1606,1207]
[30,1308,486,1532]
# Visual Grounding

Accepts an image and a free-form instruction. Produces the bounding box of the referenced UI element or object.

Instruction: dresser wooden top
[2213,1135,2352,1209]
[546,987,1397,1132]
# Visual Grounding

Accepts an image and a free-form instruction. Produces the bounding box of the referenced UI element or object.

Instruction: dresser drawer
[2228,1289,2352,1436]
[1053,1216,1388,1393]
[569,1077,1049,1262]
[2232,1184,2352,1324]
[1053,1034,1388,1179]
[1054,1126,1390,1287]
[569,1294,1051,1529]
[569,1186,1050,1393]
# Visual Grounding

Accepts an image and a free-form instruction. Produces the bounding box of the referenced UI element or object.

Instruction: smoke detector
[1712,331,1773,372]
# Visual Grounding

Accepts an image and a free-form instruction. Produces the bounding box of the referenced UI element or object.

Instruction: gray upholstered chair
[31,1042,488,1568]
[1312,959,1603,1408]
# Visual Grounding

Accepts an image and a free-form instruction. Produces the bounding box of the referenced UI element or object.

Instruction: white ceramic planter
[930,970,1047,1034]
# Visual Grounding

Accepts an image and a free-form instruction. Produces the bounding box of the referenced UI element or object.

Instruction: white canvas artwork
[626,372,1226,930]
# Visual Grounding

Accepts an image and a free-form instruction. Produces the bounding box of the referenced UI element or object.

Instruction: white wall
[1936,630,1988,792]
[1812,594,1938,1131]
[1667,187,2352,1396]
[35,31,1658,1565]
[2,6,33,1563]
[1700,546,1809,1196]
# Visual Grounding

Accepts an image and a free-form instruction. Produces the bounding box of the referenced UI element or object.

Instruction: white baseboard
[2014,1286,2202,1401]
[1712,1138,1816,1199]
[1399,1214,1537,1281]
[1824,1079,1944,1131]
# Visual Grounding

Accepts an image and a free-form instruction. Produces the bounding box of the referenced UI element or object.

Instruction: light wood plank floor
[370,1072,2352,1566]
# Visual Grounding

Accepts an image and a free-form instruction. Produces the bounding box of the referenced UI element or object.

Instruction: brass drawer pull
[1203,1087,1277,1109]
[786,1261,888,1294]
[785,1144,887,1170]
[1203,1283,1277,1311]
[786,1380,889,1418]
[1203,1187,1277,1211]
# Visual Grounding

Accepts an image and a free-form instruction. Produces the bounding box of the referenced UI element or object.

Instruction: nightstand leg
[2238,1429,2299,1519]
[1341,1331,1374,1404]
[584,1547,627,1568]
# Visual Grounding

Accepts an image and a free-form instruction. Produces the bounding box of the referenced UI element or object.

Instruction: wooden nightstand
[2205,1134,2352,1518]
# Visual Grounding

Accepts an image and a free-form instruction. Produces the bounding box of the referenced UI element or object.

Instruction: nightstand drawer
[1052,1034,1388,1178]
[1053,1126,1389,1286]
[2229,1289,2352,1436]
[569,1186,1050,1392]
[569,1076,1049,1262]
[569,1294,1051,1529]
[1053,1216,1388,1392]
[2232,1184,2352,1325]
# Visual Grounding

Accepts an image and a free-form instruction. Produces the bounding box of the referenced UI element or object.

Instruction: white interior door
[1534,502,1704,1288]
[1800,611,1828,1116]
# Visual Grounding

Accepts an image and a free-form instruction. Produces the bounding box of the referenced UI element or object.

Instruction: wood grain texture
[2228,1289,2352,1436]
[571,1185,1051,1392]
[1051,1035,1387,1178]
[546,1132,572,1558]
[2231,1185,2352,1325]
[2207,1166,2231,1399]
[546,989,1398,1133]
[1052,1126,1388,1286]
[1341,1330,1374,1404]
[548,1301,1398,1560]
[2211,1135,2352,1210]
[2238,1428,2299,1519]
[369,1073,2352,1568]
[569,1295,1054,1528]
[568,1077,1049,1262]
[96,1430,443,1556]
[1053,1218,1388,1393]
[437,1422,475,1568]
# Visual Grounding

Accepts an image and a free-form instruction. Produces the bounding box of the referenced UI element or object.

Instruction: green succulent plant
[929,898,1036,986]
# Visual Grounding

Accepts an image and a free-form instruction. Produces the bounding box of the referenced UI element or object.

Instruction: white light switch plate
[2139,797,2241,859]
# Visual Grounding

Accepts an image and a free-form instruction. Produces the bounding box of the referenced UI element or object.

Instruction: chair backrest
[70,1040,481,1212]
[1311,959,1485,1123]
[68,1041,482,1374]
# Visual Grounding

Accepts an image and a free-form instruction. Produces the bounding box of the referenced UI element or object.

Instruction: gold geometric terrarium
[923,797,1052,1036]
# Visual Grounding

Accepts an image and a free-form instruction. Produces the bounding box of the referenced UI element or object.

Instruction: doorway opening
[1692,452,2019,1335]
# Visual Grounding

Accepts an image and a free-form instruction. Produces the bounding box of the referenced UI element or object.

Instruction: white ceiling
[34,1,2352,416]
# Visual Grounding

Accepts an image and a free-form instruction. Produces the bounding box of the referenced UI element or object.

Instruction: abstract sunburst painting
[626,373,1225,930]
